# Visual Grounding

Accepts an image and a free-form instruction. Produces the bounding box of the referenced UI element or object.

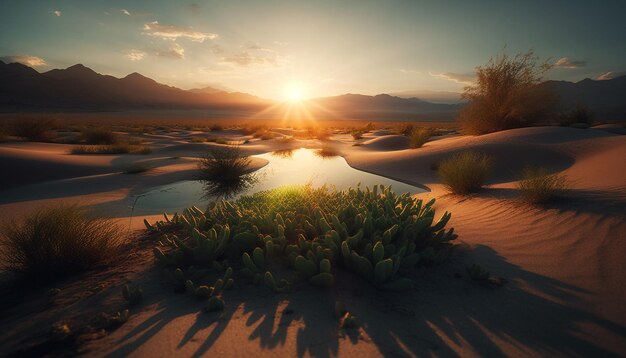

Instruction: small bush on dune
[351,130,365,140]
[559,105,594,127]
[400,124,415,137]
[81,127,118,144]
[209,124,224,131]
[517,166,568,203]
[198,145,258,197]
[0,205,122,278]
[438,151,492,194]
[409,128,434,149]
[11,118,60,142]
[458,49,556,135]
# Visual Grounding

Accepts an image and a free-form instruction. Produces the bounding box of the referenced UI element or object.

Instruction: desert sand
[1,125,625,357]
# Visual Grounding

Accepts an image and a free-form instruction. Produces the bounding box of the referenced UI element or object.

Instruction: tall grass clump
[438,151,492,194]
[81,127,119,144]
[0,205,122,278]
[458,49,555,134]
[517,166,568,203]
[409,128,434,149]
[198,145,258,197]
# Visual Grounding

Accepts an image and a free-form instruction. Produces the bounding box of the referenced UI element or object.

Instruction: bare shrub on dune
[11,118,60,142]
[0,205,122,278]
[459,49,555,135]
[517,166,568,203]
[198,145,258,197]
[70,143,151,155]
[409,128,434,149]
[438,151,492,194]
[81,127,119,144]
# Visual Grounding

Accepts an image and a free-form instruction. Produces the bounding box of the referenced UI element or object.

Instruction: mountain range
[1,60,625,120]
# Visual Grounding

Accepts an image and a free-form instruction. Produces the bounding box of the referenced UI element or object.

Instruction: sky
[1,0,625,100]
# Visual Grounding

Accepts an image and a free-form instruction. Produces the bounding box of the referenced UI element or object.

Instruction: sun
[285,83,305,103]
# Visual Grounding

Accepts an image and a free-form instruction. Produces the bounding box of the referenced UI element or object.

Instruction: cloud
[554,57,586,69]
[219,49,285,67]
[597,71,626,80]
[399,69,420,74]
[143,21,217,42]
[0,55,47,67]
[53,10,61,17]
[429,72,475,85]
[121,9,131,16]
[155,43,185,59]
[125,50,146,61]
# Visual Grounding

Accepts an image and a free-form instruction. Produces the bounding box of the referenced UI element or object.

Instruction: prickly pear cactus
[148,185,456,293]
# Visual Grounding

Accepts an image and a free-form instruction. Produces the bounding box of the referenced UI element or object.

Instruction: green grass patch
[438,151,492,194]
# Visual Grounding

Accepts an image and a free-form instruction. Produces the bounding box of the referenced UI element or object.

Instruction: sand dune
[359,135,410,151]
[1,126,625,356]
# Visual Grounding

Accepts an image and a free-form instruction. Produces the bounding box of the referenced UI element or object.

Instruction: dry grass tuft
[0,205,122,278]
[409,128,434,149]
[438,151,492,194]
[71,143,151,155]
[517,166,568,203]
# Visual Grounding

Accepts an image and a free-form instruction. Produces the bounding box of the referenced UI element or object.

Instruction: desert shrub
[400,124,415,137]
[81,127,118,144]
[198,145,258,197]
[122,162,153,174]
[559,105,594,127]
[253,130,275,140]
[0,205,122,277]
[409,128,434,149]
[190,136,207,143]
[71,143,151,155]
[351,131,365,140]
[315,145,340,158]
[11,118,59,142]
[438,151,492,194]
[209,124,224,131]
[458,49,556,134]
[146,184,457,296]
[517,166,568,203]
[364,122,376,131]
[0,126,9,142]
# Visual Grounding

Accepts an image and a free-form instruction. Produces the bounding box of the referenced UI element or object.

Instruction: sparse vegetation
[409,128,434,149]
[351,130,365,140]
[70,143,151,155]
[189,136,207,143]
[517,166,568,203]
[458,49,555,134]
[315,145,340,158]
[81,128,118,145]
[11,118,60,142]
[0,205,122,278]
[198,145,258,197]
[438,151,492,194]
[559,105,594,127]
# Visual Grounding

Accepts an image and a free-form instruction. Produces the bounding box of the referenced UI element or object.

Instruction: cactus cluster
[122,284,143,306]
[146,184,457,294]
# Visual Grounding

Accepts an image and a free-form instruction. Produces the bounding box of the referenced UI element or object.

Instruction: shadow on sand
[102,245,626,357]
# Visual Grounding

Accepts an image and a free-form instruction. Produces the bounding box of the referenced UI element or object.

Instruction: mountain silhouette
[1,61,624,120]
[0,61,268,111]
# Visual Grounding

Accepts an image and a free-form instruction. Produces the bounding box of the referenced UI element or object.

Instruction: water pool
[133,148,424,215]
